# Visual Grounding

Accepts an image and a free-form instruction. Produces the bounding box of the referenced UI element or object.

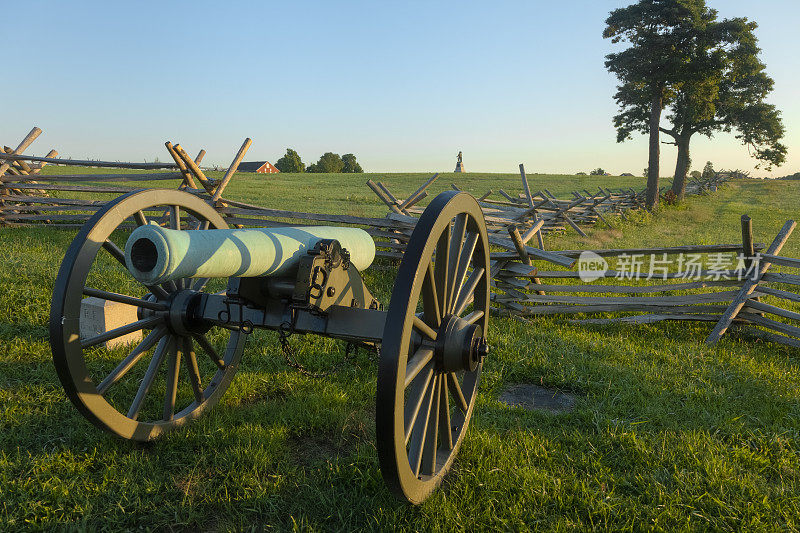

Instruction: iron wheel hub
[435,313,487,372]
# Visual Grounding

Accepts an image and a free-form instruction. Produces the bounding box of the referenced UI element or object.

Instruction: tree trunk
[671,134,691,201]
[646,92,662,209]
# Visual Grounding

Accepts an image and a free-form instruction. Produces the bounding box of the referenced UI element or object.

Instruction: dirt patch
[499,384,577,414]
[232,382,290,406]
[290,436,345,467]
[288,410,373,468]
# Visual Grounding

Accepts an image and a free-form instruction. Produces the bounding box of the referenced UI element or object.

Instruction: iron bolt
[475,338,489,362]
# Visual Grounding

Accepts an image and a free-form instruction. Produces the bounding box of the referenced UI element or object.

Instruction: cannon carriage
[49,187,491,503]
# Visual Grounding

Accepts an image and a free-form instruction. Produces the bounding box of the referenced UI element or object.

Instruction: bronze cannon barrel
[124,224,376,285]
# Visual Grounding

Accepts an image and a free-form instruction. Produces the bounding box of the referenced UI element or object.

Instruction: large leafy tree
[274,148,305,173]
[604,0,709,209]
[307,152,344,173]
[662,17,786,199]
[606,2,786,204]
[342,153,363,173]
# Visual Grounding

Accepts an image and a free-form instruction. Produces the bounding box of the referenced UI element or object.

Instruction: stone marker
[80,297,142,349]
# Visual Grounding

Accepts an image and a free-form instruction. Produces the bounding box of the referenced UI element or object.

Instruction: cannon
[49,188,490,503]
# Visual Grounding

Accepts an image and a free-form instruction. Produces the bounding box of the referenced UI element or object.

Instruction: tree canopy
[701,161,715,180]
[661,15,785,197]
[342,153,363,173]
[274,148,305,173]
[307,152,344,173]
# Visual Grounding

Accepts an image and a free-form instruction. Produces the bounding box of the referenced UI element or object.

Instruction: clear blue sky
[4,1,798,177]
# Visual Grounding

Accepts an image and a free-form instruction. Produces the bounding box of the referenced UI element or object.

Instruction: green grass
[2,174,800,531]
[37,166,658,218]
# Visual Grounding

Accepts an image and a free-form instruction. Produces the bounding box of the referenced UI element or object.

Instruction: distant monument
[455,151,464,173]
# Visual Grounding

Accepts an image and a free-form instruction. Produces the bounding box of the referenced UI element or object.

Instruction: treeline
[274,149,363,173]
[777,172,800,180]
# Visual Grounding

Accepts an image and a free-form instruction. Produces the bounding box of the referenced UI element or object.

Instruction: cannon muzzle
[124,224,375,285]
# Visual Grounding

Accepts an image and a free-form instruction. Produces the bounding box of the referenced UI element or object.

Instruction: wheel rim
[377,191,490,503]
[49,189,245,441]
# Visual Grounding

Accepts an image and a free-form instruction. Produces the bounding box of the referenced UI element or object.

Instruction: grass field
[2,173,799,531]
[35,166,660,218]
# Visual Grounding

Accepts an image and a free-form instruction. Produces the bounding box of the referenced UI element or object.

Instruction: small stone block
[80,297,142,349]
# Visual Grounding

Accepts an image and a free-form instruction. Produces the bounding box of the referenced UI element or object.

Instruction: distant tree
[307,152,344,173]
[576,171,587,176]
[701,161,715,179]
[690,170,702,179]
[604,0,712,209]
[590,168,606,176]
[275,148,305,173]
[342,153,363,173]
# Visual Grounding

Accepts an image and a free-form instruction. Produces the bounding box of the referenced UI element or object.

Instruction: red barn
[238,161,280,174]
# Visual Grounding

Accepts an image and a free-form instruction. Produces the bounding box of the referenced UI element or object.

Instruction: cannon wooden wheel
[49,189,246,441]
[377,191,490,503]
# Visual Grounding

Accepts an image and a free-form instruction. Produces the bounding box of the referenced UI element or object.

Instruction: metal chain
[277,321,379,378]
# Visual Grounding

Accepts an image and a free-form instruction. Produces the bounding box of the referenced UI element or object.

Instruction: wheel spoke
[463,309,485,325]
[439,378,453,451]
[447,372,469,413]
[82,287,167,311]
[434,224,451,316]
[127,336,171,420]
[162,280,178,294]
[102,239,126,267]
[193,333,226,370]
[96,326,167,395]
[421,262,441,327]
[81,315,162,349]
[405,365,434,444]
[421,375,442,475]
[169,205,180,230]
[408,374,437,477]
[148,284,170,300]
[412,315,437,342]
[445,214,467,314]
[182,337,204,403]
[404,346,434,388]
[163,340,181,421]
[449,232,478,314]
[192,277,210,292]
[453,266,485,317]
[134,210,148,227]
